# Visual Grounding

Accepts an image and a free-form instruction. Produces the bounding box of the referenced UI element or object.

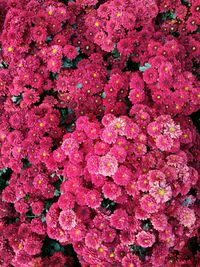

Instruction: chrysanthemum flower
[149,182,172,203]
[140,194,158,214]
[98,154,118,176]
[110,209,129,230]
[59,209,77,230]
[136,231,155,248]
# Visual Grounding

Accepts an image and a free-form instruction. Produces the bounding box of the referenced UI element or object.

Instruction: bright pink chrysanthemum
[151,213,168,231]
[155,134,174,151]
[122,253,141,267]
[85,189,102,209]
[61,137,79,156]
[149,182,172,203]
[113,165,132,186]
[102,181,122,201]
[136,231,155,248]
[58,209,77,230]
[140,194,158,214]
[178,207,196,228]
[98,154,118,176]
[87,155,100,174]
[110,209,129,230]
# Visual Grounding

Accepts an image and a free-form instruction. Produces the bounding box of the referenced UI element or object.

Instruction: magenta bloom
[151,213,168,231]
[63,45,78,60]
[178,207,196,228]
[140,194,158,214]
[87,155,100,174]
[59,209,76,230]
[122,254,141,267]
[98,154,118,176]
[149,182,172,203]
[113,165,132,186]
[61,137,79,156]
[155,134,174,151]
[110,209,129,230]
[136,231,155,248]
[85,189,102,209]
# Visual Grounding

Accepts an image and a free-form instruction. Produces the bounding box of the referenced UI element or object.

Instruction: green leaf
[139,63,151,72]
[54,189,61,197]
[54,243,61,252]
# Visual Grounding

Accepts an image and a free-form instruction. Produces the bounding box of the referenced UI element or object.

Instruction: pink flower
[143,68,158,84]
[98,154,118,176]
[53,148,66,162]
[109,117,127,135]
[63,162,82,179]
[136,231,155,248]
[178,207,196,228]
[85,189,102,209]
[87,155,100,174]
[94,141,110,155]
[140,195,158,214]
[124,122,140,139]
[69,224,86,241]
[24,234,43,255]
[117,38,133,56]
[137,174,150,192]
[147,121,162,137]
[113,165,132,186]
[59,209,77,230]
[122,254,141,267]
[147,170,166,186]
[31,201,44,215]
[84,122,100,140]
[149,182,172,203]
[110,209,129,230]
[114,244,129,261]
[102,181,122,201]
[63,45,78,60]
[33,174,48,190]
[61,137,79,156]
[101,126,118,144]
[109,145,127,163]
[58,193,75,210]
[151,213,168,231]
[163,121,182,139]
[155,134,174,151]
[129,88,145,104]
[85,230,101,249]
[102,227,116,243]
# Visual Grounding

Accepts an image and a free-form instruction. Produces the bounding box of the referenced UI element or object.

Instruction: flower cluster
[0,0,199,266]
[45,113,199,266]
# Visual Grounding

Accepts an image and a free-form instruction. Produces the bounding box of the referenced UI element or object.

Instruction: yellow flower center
[98,247,104,253]
[169,127,176,132]
[18,243,23,250]
[116,122,121,129]
[8,47,13,52]
[52,48,57,54]
[158,188,165,196]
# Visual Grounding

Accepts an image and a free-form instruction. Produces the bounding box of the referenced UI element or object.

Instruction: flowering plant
[0,0,199,266]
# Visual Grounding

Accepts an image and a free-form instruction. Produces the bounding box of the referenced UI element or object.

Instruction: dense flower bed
[0,0,199,266]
